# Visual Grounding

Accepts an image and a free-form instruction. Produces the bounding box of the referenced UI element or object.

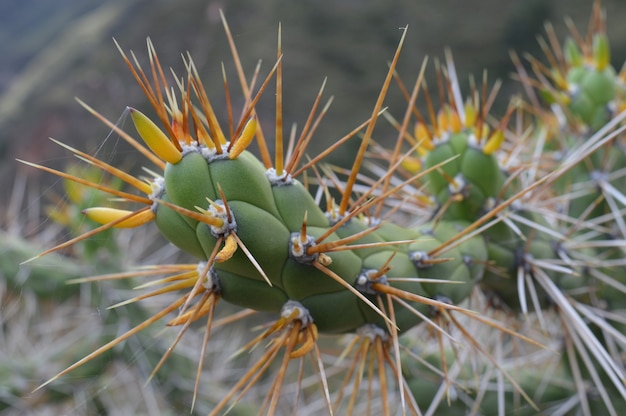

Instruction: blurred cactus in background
[4,0,626,415]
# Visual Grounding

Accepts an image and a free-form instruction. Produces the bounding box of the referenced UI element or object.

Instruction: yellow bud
[483,130,504,155]
[437,109,448,132]
[216,233,238,262]
[83,207,155,228]
[401,156,422,173]
[464,101,477,128]
[129,107,182,164]
[481,125,491,142]
[414,122,434,150]
[448,109,462,133]
[229,117,257,159]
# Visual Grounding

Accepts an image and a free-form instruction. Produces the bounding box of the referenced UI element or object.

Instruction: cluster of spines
[395,4,626,414]
[21,3,626,415]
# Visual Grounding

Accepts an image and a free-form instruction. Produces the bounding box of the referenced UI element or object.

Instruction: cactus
[19,2,626,415]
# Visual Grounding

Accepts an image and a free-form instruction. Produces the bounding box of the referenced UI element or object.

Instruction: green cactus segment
[196,201,290,286]
[334,218,390,258]
[282,225,363,298]
[224,200,291,283]
[481,241,516,301]
[359,250,431,331]
[375,221,421,242]
[579,68,616,105]
[153,133,491,334]
[154,194,207,260]
[215,268,288,312]
[563,35,618,130]
[425,134,507,221]
[271,179,329,231]
[300,290,365,333]
[437,186,485,222]
[281,259,345,298]
[568,67,616,130]
[459,147,501,198]
[208,151,282,220]
[408,221,485,304]
[164,150,216,228]
[448,131,470,155]
[424,141,460,196]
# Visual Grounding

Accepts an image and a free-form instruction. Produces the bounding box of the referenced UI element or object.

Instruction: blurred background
[1,0,626,414]
[3,0,626,202]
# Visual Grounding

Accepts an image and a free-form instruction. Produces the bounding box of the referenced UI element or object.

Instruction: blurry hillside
[2,0,626,203]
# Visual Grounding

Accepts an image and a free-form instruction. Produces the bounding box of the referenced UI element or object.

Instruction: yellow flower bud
[129,107,182,164]
[483,130,504,155]
[83,207,155,228]
[229,117,257,159]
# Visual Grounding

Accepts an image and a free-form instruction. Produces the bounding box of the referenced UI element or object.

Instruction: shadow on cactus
[21,3,626,415]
